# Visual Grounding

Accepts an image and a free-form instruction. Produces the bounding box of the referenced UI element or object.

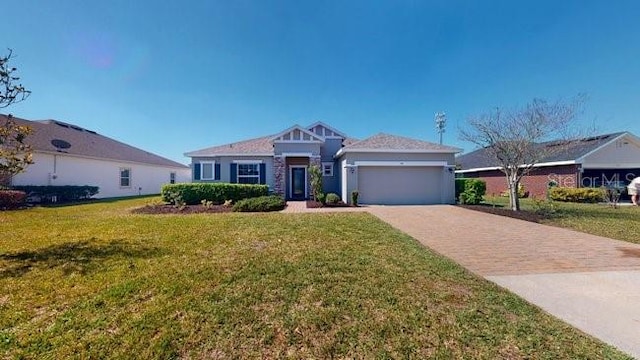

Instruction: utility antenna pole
[435,111,446,145]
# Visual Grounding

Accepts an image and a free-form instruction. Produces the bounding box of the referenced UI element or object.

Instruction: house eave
[456,160,578,174]
[35,150,190,169]
[185,152,273,157]
[354,161,448,167]
[335,147,461,157]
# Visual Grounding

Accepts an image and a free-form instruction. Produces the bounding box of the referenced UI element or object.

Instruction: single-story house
[185,122,461,205]
[2,115,191,198]
[456,132,640,197]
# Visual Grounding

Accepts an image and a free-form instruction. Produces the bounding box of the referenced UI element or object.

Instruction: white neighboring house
[4,115,190,198]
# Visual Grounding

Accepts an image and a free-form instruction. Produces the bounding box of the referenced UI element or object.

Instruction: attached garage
[357,165,443,205]
[336,133,461,205]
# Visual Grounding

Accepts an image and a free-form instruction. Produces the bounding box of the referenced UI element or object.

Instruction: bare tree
[1,49,33,183]
[459,95,586,211]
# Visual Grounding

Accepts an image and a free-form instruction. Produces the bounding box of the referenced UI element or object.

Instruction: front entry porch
[273,155,321,200]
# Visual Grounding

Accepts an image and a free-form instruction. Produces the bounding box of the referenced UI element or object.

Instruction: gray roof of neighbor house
[456,132,627,170]
[3,115,188,168]
[339,133,462,153]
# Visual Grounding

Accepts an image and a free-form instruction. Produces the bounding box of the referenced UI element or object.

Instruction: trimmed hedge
[12,185,99,203]
[0,190,27,209]
[161,183,269,205]
[455,178,486,205]
[232,195,285,212]
[548,187,606,203]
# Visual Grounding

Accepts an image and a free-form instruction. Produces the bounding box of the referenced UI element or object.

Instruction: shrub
[455,178,466,200]
[12,185,99,203]
[548,187,606,203]
[232,195,285,212]
[200,199,214,209]
[500,183,528,198]
[316,192,326,205]
[325,193,340,205]
[531,198,558,217]
[0,190,27,209]
[165,190,186,209]
[309,164,323,201]
[161,183,268,205]
[351,190,359,206]
[456,179,486,205]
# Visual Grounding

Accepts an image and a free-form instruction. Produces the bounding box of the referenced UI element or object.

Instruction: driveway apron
[367,205,640,359]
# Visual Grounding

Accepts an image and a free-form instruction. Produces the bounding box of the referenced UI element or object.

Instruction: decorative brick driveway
[366,205,640,276]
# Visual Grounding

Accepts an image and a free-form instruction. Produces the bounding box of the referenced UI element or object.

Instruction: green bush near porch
[232,195,286,212]
[161,183,268,205]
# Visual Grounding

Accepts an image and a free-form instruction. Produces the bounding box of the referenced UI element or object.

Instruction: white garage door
[358,166,442,205]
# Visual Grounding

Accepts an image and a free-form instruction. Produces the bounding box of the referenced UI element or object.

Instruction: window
[322,162,334,177]
[238,163,260,184]
[120,168,131,187]
[170,172,176,184]
[201,162,215,180]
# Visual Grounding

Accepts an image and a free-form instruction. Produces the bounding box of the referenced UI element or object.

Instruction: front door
[291,167,307,200]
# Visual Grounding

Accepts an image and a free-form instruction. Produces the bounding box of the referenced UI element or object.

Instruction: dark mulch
[306,200,356,208]
[457,204,545,223]
[131,204,233,215]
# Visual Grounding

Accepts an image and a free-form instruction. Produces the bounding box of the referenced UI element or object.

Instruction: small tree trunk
[506,173,521,211]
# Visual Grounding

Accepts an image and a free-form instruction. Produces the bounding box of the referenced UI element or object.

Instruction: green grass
[484,196,640,244]
[0,198,631,359]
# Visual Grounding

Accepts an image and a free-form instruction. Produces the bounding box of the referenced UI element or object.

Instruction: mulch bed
[131,204,233,215]
[306,200,356,208]
[456,204,545,223]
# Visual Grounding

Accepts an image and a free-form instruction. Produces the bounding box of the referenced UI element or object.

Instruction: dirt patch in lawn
[131,204,233,215]
[457,204,545,223]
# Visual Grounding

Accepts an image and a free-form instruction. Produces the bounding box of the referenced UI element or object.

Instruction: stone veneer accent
[273,156,286,197]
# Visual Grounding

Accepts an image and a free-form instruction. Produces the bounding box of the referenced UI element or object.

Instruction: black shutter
[214,164,221,180]
[230,163,237,183]
[193,163,201,180]
[259,163,266,184]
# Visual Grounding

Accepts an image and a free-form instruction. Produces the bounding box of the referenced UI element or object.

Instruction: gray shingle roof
[342,133,461,152]
[184,135,275,156]
[456,132,627,170]
[4,115,188,168]
[184,127,457,157]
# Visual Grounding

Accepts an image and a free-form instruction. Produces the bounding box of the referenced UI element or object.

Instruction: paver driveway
[367,205,640,359]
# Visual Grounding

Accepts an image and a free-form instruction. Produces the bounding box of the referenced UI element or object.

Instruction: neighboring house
[185,122,461,205]
[456,132,640,197]
[2,115,190,198]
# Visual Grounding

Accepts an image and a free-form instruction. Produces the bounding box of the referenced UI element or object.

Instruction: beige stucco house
[3,115,190,198]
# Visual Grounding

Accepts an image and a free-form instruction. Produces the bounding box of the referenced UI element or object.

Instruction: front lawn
[0,198,630,358]
[482,196,640,245]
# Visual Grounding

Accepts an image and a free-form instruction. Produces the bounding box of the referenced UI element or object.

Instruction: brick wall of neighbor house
[466,165,579,198]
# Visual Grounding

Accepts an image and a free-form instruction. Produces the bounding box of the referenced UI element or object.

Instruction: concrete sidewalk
[367,205,640,359]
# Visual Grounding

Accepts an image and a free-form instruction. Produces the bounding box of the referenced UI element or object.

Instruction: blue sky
[4,0,640,164]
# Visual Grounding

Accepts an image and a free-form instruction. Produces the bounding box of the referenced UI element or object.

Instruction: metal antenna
[435,112,446,145]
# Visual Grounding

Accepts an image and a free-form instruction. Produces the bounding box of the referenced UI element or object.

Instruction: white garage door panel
[358,166,442,205]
